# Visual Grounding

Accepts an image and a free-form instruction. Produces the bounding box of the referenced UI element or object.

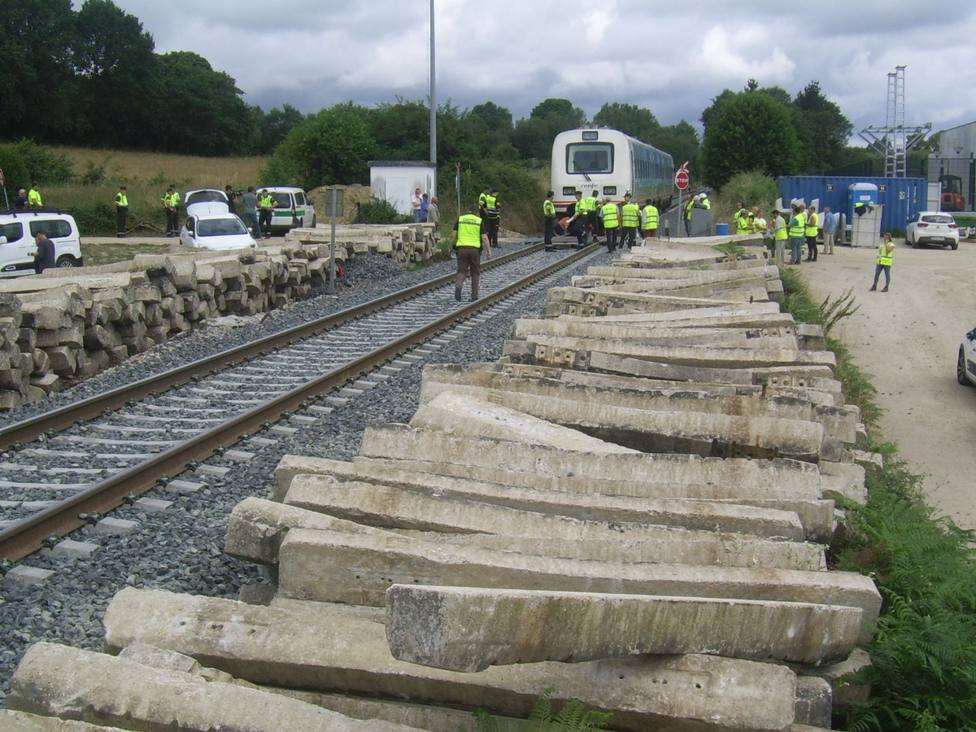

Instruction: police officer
[162,185,179,236]
[600,198,620,253]
[27,183,43,209]
[683,195,696,236]
[641,199,659,240]
[478,189,489,217]
[115,185,129,238]
[258,189,274,239]
[543,191,556,250]
[452,205,491,301]
[483,188,500,250]
[620,193,640,250]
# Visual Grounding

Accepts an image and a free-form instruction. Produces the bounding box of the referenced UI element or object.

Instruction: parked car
[184,189,230,218]
[180,213,255,251]
[0,210,84,276]
[906,212,959,249]
[257,186,315,233]
[959,327,976,386]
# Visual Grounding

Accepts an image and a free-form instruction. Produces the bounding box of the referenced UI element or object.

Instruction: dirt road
[799,241,976,529]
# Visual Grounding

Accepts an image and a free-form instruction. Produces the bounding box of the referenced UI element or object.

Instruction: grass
[81,241,172,267]
[780,269,976,731]
[38,146,269,237]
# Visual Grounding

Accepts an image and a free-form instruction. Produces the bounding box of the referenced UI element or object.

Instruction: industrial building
[928,120,976,212]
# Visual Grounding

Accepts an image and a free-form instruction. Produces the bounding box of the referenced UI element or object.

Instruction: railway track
[0,242,600,561]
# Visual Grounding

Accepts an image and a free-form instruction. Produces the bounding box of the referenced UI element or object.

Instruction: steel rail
[0,242,544,451]
[0,243,598,560]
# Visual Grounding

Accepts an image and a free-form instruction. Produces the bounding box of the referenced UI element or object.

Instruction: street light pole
[429,0,437,195]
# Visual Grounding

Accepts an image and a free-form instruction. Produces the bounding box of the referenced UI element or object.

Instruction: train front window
[567,143,614,174]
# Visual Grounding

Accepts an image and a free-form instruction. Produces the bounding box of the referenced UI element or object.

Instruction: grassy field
[51,146,268,189]
[80,241,172,267]
[40,147,269,236]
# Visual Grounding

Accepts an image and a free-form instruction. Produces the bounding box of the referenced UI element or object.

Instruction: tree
[0,0,77,142]
[593,102,660,142]
[73,0,157,148]
[263,103,376,189]
[649,121,701,169]
[255,104,305,154]
[512,98,585,159]
[792,81,853,173]
[150,51,253,155]
[702,91,799,188]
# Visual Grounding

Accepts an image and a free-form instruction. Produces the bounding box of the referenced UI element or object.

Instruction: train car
[550,128,674,216]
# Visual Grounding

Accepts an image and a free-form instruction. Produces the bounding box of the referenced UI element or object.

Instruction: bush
[0,147,30,196]
[439,158,545,236]
[355,198,412,225]
[0,140,75,195]
[720,171,779,210]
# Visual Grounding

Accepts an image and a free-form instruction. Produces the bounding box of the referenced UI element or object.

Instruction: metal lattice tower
[860,65,930,178]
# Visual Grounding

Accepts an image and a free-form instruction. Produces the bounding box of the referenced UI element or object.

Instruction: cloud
[114,0,976,137]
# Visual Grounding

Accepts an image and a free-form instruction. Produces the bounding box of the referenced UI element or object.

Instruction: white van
[257,187,315,233]
[0,211,84,276]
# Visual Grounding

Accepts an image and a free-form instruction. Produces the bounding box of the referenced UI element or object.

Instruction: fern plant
[474,689,613,731]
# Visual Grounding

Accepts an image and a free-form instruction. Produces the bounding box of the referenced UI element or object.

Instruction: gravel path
[799,240,976,529]
[0,246,606,701]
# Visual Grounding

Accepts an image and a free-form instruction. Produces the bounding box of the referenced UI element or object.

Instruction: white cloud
[113,0,976,136]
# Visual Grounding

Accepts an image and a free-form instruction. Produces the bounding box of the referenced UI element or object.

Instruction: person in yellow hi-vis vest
[788,202,806,265]
[771,207,788,265]
[599,199,620,253]
[619,193,641,250]
[452,205,491,302]
[805,204,819,262]
[869,232,894,292]
[641,199,659,240]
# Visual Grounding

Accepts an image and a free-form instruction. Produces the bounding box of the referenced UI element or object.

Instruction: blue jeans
[790,237,804,264]
[872,264,891,289]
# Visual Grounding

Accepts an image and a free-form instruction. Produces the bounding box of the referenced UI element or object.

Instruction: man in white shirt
[411,188,423,222]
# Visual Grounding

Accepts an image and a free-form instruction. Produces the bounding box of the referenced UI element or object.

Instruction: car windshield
[197,218,248,237]
[187,191,227,205]
[922,215,954,224]
[271,192,292,208]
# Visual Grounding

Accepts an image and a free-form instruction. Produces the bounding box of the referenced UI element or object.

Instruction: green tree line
[0,0,304,155]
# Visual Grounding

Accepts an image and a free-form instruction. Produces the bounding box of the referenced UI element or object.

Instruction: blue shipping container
[777,176,926,234]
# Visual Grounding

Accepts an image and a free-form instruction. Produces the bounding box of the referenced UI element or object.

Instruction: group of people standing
[410,188,440,225]
[748,201,840,267]
[548,189,660,253]
[10,184,44,210]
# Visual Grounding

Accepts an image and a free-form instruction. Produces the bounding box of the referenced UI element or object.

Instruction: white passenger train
[550,128,674,216]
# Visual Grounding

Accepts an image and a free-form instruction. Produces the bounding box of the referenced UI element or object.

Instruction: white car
[180,213,256,251]
[0,211,84,276]
[959,327,976,386]
[906,212,959,250]
[256,187,315,234]
[184,189,230,218]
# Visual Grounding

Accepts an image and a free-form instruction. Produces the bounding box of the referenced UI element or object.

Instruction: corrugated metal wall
[777,176,926,233]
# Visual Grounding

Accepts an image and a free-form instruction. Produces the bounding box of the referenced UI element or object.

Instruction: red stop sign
[674,169,689,190]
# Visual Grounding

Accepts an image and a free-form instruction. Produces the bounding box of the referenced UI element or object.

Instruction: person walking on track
[452,205,491,302]
[543,191,556,250]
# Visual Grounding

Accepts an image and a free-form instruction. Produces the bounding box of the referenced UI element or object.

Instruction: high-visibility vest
[753,217,766,232]
[774,216,788,241]
[684,199,695,220]
[573,199,584,215]
[259,195,274,209]
[478,192,488,208]
[789,212,806,238]
[162,192,177,208]
[28,189,42,207]
[585,196,598,213]
[456,214,483,248]
[876,242,893,266]
[484,194,497,209]
[700,197,711,210]
[543,199,555,217]
[642,205,659,229]
[621,203,640,228]
[601,202,619,228]
[734,211,751,234]
[115,192,128,207]
[805,212,819,237]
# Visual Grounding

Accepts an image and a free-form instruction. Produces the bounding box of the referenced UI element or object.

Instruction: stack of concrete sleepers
[0,244,335,410]
[5,243,878,731]
[287,223,439,265]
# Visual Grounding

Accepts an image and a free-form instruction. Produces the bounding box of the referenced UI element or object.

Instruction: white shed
[368,161,437,216]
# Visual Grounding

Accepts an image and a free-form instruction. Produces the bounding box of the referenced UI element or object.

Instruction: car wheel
[56,255,77,268]
[909,236,917,248]
[958,348,971,386]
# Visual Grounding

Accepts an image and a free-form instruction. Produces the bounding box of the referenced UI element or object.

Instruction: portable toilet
[848,182,878,219]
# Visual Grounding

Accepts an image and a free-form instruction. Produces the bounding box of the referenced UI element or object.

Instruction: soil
[800,239,976,529]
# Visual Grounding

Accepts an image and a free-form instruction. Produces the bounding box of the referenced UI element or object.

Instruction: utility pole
[429,0,437,195]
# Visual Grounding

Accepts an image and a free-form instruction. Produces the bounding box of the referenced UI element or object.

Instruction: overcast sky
[118,0,976,138]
